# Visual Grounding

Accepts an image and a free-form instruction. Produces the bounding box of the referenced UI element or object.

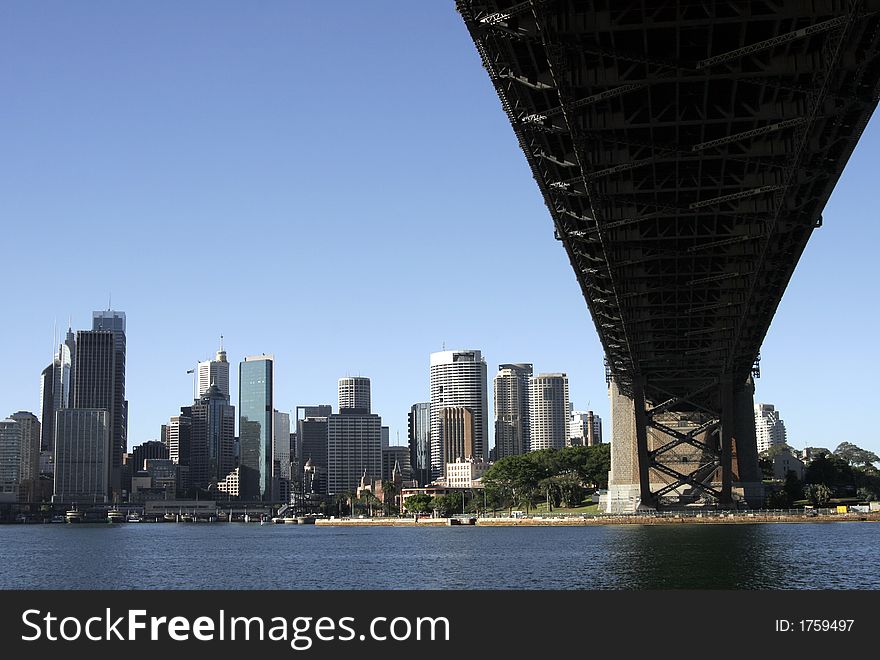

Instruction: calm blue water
[1,522,877,589]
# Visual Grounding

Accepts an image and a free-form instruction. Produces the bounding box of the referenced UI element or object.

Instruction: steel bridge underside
[458,0,880,506]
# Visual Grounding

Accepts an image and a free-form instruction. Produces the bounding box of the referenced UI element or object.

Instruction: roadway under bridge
[457,0,880,510]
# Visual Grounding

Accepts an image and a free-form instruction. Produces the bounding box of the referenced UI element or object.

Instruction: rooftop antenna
[108,291,112,311]
[220,334,224,351]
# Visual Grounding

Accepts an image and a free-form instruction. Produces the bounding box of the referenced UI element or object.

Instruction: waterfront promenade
[316,510,880,527]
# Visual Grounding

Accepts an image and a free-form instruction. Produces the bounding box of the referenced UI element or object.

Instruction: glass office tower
[239,355,274,500]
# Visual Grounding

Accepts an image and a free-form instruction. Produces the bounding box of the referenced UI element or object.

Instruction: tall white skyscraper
[338,377,371,413]
[430,349,488,479]
[755,403,787,453]
[198,341,230,399]
[529,373,570,451]
[494,363,532,460]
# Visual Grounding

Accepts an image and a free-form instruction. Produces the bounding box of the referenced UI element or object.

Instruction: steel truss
[458,0,880,506]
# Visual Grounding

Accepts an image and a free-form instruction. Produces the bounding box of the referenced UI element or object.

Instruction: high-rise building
[0,418,23,503]
[273,410,291,500]
[296,405,332,495]
[382,445,412,483]
[429,350,488,479]
[441,407,474,469]
[39,328,75,454]
[755,403,787,453]
[130,440,169,472]
[407,402,431,486]
[528,373,570,451]
[9,411,40,502]
[338,377,371,413]
[73,310,126,498]
[239,355,274,500]
[327,378,382,495]
[494,363,532,460]
[198,342,230,399]
[166,408,193,492]
[53,409,110,503]
[570,409,603,446]
[190,385,236,490]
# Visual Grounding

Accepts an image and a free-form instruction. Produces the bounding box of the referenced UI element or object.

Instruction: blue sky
[1,1,878,455]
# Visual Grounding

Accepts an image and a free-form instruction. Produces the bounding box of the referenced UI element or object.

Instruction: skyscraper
[296,405,332,495]
[9,411,40,502]
[273,410,291,499]
[53,409,110,503]
[338,377,371,413]
[528,373,570,451]
[494,363,532,460]
[755,403,787,453]
[166,408,192,492]
[0,418,22,503]
[190,384,236,489]
[407,402,430,486]
[429,349,488,479]
[239,355,274,500]
[327,377,382,495]
[198,342,230,399]
[39,327,75,454]
[570,409,603,446]
[74,310,126,498]
[441,407,474,469]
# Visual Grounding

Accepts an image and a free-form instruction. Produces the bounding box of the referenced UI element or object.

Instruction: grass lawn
[528,501,602,515]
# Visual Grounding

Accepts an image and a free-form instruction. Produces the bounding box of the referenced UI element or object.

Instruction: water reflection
[1,522,877,590]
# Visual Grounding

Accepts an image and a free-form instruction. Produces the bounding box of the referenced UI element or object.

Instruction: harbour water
[1,522,877,590]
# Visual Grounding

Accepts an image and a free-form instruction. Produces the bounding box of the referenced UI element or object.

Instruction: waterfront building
[0,418,22,503]
[407,402,431,486]
[239,354,274,500]
[130,440,168,472]
[441,407,474,470]
[429,349,488,479]
[53,409,110,503]
[445,458,490,489]
[755,403,787,453]
[217,467,240,498]
[9,411,41,502]
[74,310,127,498]
[296,405,332,496]
[166,408,193,491]
[39,327,75,453]
[493,363,532,460]
[190,384,236,489]
[570,409,603,446]
[198,342,230,399]
[338,377,371,413]
[327,378,382,495]
[382,445,412,482]
[772,448,805,481]
[528,373,570,451]
[273,410,291,500]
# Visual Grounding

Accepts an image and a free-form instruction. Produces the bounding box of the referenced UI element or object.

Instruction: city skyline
[1,2,879,456]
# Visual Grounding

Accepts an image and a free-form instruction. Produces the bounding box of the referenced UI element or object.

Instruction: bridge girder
[458,0,880,507]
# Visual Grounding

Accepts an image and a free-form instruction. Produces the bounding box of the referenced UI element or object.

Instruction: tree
[833,442,880,467]
[404,494,432,514]
[783,470,803,503]
[804,453,854,493]
[804,483,833,507]
[857,487,877,502]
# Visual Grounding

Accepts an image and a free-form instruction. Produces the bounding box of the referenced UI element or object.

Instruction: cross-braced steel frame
[458,0,880,506]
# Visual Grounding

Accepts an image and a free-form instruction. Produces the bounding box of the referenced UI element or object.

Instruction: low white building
[773,448,805,481]
[217,467,240,498]
[445,458,491,489]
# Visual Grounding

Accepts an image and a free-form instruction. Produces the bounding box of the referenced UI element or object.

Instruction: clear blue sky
[1,1,878,456]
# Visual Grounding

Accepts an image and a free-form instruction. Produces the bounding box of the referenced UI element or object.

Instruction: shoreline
[315,512,880,527]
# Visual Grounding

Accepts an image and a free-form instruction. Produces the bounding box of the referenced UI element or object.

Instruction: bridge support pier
[602,377,764,513]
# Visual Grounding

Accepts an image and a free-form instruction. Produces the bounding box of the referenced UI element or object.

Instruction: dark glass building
[408,402,430,486]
